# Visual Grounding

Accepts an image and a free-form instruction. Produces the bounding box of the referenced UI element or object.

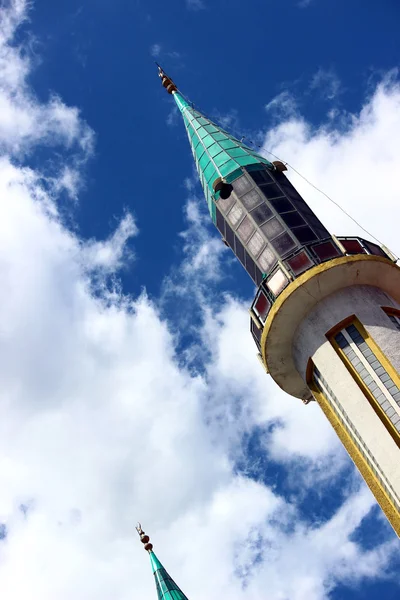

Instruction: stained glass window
[261,183,284,200]
[232,175,253,197]
[270,232,297,256]
[267,268,289,296]
[247,230,265,258]
[258,245,276,273]
[261,217,284,240]
[237,216,256,243]
[286,250,314,276]
[241,189,263,210]
[235,236,246,265]
[251,203,273,226]
[227,202,244,228]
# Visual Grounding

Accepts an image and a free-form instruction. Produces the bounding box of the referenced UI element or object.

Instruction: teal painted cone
[149,551,163,574]
[172,90,273,222]
[136,524,190,600]
[150,552,190,600]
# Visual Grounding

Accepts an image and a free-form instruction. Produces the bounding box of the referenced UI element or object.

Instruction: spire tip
[157,64,178,95]
[136,523,153,552]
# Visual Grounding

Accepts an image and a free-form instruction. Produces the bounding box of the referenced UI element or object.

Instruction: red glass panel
[254,291,271,321]
[286,250,314,276]
[363,240,387,257]
[340,238,366,255]
[312,240,341,262]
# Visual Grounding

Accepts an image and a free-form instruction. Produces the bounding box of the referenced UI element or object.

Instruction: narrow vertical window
[329,318,400,442]
[382,307,400,332]
[308,360,400,516]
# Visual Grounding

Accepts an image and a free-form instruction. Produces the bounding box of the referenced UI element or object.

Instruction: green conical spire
[158,66,273,223]
[150,551,189,600]
[136,524,190,600]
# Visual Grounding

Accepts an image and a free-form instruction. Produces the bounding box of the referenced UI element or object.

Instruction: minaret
[136,524,190,599]
[158,66,400,536]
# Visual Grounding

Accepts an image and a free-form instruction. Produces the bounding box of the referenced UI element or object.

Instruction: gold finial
[136,523,153,552]
[156,63,178,94]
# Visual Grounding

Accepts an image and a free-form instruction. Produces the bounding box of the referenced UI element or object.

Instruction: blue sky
[0,1,400,599]
[24,0,400,298]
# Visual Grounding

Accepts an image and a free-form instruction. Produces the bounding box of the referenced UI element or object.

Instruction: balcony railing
[250,236,396,352]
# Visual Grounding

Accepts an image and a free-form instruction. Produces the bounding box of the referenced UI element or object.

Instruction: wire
[183,96,398,261]
[261,150,398,261]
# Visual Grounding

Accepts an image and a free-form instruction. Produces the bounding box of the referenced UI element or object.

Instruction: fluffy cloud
[0,31,93,158]
[80,213,138,273]
[262,71,400,259]
[0,2,399,600]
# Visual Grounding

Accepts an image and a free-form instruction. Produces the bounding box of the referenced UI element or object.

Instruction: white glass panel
[258,245,276,272]
[237,216,255,243]
[267,268,289,296]
[248,230,265,258]
[232,175,252,197]
[217,194,235,214]
[261,217,284,240]
[241,188,263,210]
[227,202,244,228]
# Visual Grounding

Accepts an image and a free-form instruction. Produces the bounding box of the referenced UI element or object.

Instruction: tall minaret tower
[136,524,190,599]
[158,67,400,536]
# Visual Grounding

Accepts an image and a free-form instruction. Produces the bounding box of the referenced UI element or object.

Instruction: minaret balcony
[250,237,397,352]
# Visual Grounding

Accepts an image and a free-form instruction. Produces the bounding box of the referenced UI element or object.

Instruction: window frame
[327,315,400,448]
[382,306,400,331]
[306,358,400,527]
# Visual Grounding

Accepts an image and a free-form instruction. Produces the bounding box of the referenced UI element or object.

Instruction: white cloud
[0,0,93,208]
[81,213,138,273]
[155,480,396,600]
[310,68,342,100]
[186,0,205,10]
[150,44,182,62]
[265,91,298,120]
[0,28,93,157]
[0,3,399,600]
[166,105,179,127]
[52,166,82,201]
[184,177,195,192]
[201,297,340,460]
[262,70,400,258]
[150,43,161,58]
[214,108,240,131]
[168,51,181,59]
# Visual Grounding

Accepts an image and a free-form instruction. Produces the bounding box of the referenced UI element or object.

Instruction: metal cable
[183,98,398,260]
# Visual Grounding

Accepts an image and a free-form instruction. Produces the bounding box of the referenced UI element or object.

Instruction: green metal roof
[149,552,189,600]
[150,552,164,574]
[173,91,273,223]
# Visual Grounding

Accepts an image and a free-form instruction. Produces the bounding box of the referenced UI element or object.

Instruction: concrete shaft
[261,254,400,534]
[295,284,400,498]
